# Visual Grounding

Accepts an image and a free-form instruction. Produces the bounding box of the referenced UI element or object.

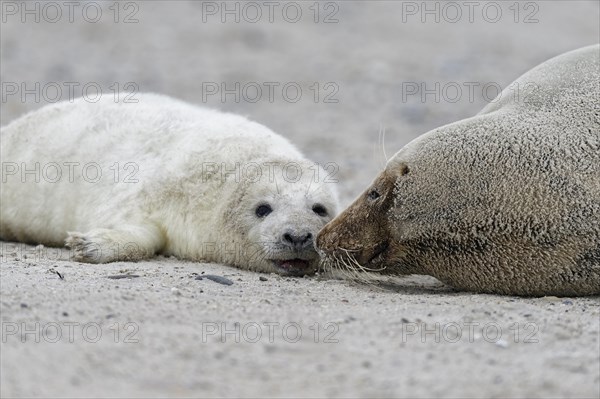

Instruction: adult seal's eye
[367,190,380,201]
[400,164,410,176]
[312,204,328,217]
[255,204,272,218]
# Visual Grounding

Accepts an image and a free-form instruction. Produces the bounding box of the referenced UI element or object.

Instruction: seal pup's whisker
[305,179,324,198]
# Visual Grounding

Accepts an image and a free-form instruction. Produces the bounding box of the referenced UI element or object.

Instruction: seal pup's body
[1,94,339,275]
[318,45,600,296]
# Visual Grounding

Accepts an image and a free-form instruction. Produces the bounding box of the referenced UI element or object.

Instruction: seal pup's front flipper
[65,223,165,263]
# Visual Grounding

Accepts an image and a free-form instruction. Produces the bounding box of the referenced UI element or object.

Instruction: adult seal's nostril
[282,231,313,250]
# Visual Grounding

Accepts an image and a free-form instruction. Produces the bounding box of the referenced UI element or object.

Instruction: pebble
[195,275,234,286]
[542,296,560,302]
[107,274,140,279]
[259,276,268,281]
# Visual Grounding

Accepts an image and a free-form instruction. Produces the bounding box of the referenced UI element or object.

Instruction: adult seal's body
[317,45,600,296]
[1,94,339,276]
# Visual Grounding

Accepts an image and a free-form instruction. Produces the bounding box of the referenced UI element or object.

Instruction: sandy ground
[1,1,599,398]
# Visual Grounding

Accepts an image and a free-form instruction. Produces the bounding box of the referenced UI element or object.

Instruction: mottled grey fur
[319,45,599,296]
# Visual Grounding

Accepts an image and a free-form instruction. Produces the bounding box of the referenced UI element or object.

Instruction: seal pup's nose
[282,231,313,250]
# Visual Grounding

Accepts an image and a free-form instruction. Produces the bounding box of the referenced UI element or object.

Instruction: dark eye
[312,204,328,217]
[255,204,272,218]
[368,190,380,200]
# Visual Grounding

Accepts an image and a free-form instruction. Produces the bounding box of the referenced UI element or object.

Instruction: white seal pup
[1,94,340,276]
[317,45,600,296]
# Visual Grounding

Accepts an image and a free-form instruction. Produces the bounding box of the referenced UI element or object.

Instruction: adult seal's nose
[282,231,313,250]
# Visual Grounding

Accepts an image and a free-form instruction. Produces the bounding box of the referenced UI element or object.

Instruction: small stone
[62,311,69,317]
[195,275,234,286]
[20,303,28,308]
[107,274,140,279]
[543,296,560,302]
[259,276,268,281]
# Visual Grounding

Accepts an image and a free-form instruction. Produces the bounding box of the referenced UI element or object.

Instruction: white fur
[0,94,339,273]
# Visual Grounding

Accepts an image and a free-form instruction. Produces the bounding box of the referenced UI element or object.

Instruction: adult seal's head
[317,45,600,296]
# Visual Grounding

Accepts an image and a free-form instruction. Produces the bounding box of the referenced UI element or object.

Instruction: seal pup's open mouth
[271,258,313,276]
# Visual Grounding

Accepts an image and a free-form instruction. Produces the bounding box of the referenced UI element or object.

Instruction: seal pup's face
[224,161,339,276]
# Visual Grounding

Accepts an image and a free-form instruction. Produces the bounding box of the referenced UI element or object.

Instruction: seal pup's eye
[312,204,328,217]
[367,190,380,201]
[255,204,273,218]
